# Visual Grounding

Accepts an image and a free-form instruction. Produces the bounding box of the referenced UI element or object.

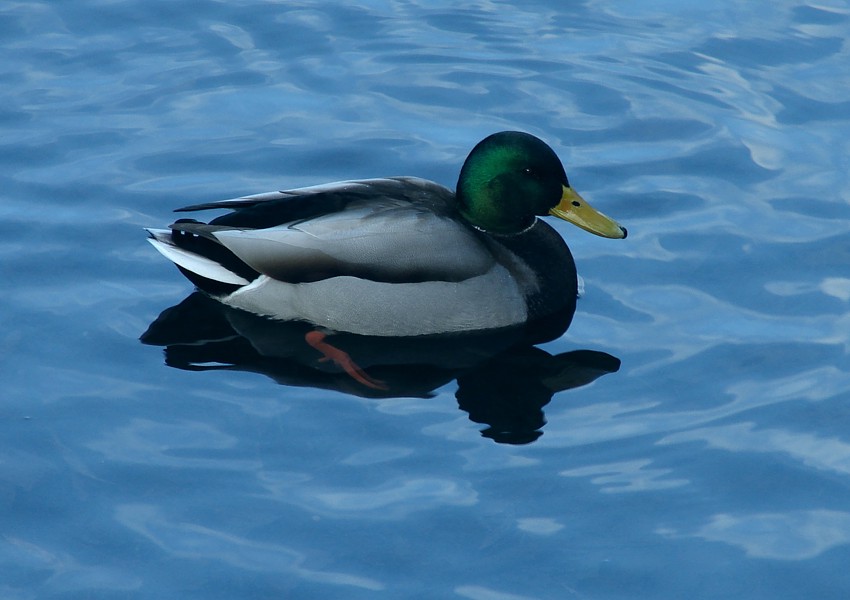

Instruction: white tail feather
[146,235,250,286]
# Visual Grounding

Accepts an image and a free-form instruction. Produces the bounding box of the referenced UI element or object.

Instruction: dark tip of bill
[621,226,628,239]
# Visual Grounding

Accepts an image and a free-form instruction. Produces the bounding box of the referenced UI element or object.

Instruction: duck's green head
[456,131,627,238]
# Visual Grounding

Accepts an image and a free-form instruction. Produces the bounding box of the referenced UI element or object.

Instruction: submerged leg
[305,331,388,391]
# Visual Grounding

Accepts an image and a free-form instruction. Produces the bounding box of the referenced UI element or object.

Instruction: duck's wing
[177,178,449,229]
[208,198,495,284]
[157,177,498,286]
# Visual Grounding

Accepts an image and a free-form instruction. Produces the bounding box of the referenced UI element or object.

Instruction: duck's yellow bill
[549,185,627,239]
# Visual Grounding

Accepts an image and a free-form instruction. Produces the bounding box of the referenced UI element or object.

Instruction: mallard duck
[146,131,626,338]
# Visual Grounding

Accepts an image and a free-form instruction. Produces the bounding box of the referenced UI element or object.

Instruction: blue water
[4,1,850,598]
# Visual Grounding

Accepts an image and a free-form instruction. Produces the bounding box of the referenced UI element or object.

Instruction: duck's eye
[522,167,537,178]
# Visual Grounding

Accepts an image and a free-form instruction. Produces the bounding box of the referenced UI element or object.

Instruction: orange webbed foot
[305,330,389,391]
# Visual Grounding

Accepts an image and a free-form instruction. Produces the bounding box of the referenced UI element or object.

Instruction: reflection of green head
[456,131,569,234]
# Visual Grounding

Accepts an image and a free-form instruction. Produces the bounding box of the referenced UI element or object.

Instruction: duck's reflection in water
[142,293,620,444]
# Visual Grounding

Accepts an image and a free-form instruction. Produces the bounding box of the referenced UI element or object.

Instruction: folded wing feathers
[174,180,389,213]
[210,206,493,283]
[151,178,477,286]
[175,191,292,213]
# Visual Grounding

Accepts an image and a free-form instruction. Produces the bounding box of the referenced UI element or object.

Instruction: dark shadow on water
[141,293,620,444]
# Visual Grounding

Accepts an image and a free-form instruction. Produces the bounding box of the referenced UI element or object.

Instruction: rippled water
[3,1,850,598]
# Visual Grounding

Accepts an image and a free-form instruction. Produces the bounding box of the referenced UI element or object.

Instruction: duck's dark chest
[481,220,578,322]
